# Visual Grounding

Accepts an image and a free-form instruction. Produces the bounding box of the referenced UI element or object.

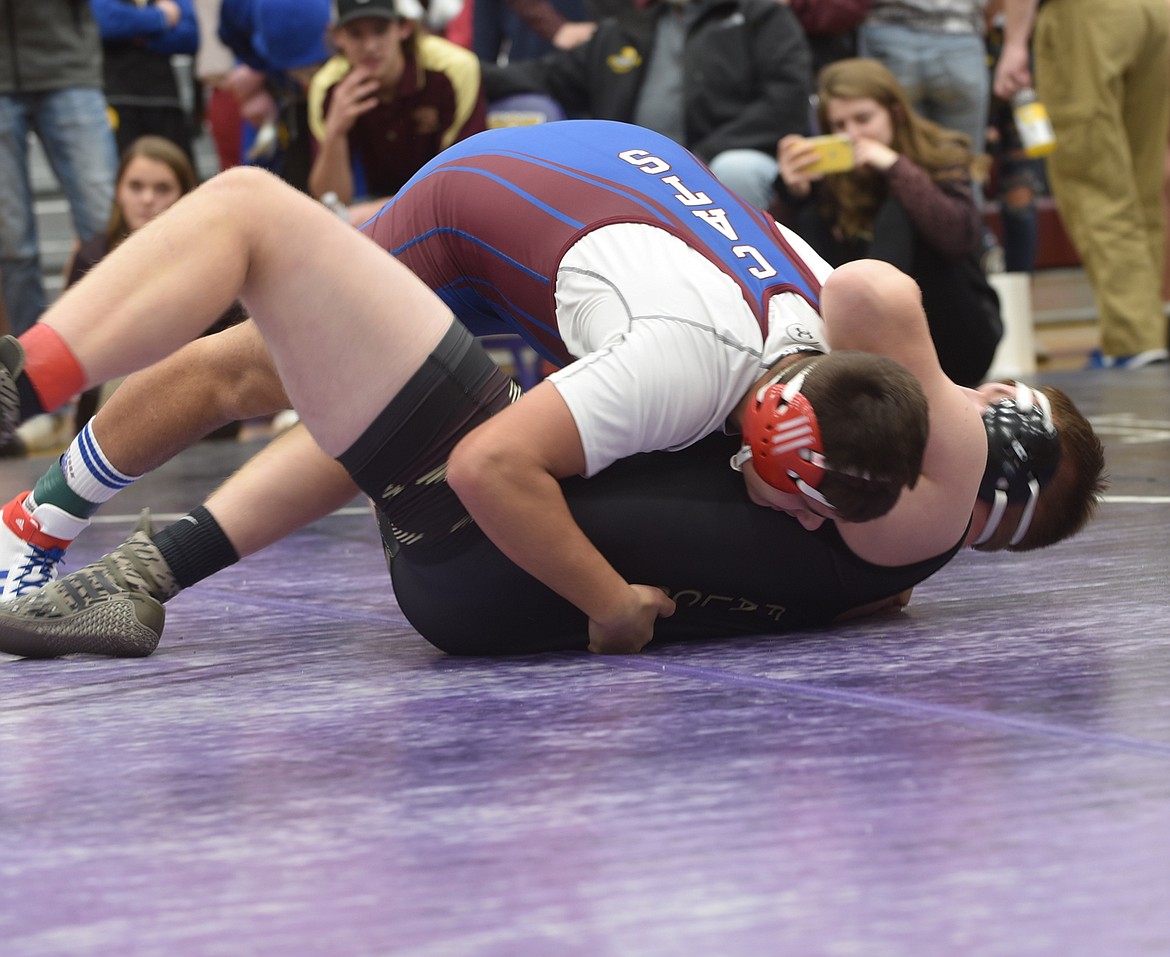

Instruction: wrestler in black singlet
[383,431,964,655]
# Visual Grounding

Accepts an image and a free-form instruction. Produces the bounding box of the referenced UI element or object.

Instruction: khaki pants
[1035,0,1170,355]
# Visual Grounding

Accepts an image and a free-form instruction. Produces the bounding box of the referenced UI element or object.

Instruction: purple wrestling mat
[3,366,1169,957]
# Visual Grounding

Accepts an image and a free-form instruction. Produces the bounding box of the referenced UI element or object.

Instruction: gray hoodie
[0,0,104,94]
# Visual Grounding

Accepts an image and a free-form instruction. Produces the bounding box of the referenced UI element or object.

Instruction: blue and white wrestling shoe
[0,492,89,600]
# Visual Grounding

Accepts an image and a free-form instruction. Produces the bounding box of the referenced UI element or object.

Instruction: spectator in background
[481,0,813,209]
[859,1,991,176]
[1165,91,1170,300]
[995,0,1170,368]
[91,0,200,159]
[308,0,487,221]
[775,58,1001,386]
[217,0,333,192]
[65,137,197,283]
[475,0,603,64]
[194,0,244,172]
[476,0,862,68]
[0,0,118,336]
[783,0,872,76]
[983,0,1044,274]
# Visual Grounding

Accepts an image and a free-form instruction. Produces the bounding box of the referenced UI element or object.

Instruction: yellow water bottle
[1012,88,1056,158]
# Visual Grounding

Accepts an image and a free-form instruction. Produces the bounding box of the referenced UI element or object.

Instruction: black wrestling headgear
[973,383,1062,547]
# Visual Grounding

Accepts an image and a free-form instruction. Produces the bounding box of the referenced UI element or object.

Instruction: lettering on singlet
[659,586,787,623]
[617,148,779,281]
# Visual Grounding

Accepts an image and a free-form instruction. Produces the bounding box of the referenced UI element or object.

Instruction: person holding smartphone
[775,57,1002,387]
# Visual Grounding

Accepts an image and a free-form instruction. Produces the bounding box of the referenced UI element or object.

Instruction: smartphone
[803,134,854,175]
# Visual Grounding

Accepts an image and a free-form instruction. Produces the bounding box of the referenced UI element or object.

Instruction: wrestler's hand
[833,588,913,622]
[587,584,676,655]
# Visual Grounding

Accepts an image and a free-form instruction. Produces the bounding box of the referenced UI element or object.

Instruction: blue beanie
[253,0,331,71]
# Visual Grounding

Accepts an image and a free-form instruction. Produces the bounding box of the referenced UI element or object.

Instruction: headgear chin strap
[973,383,1062,547]
[733,361,832,500]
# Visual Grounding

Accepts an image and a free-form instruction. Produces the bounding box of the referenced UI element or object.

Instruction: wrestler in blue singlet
[358,122,965,653]
[362,120,822,365]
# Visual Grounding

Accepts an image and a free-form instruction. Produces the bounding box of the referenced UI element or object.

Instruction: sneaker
[0,529,178,658]
[0,335,24,447]
[0,590,163,659]
[1085,347,1170,369]
[0,492,90,599]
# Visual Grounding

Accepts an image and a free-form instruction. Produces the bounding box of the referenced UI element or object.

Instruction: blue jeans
[0,88,117,334]
[708,149,780,211]
[859,22,990,159]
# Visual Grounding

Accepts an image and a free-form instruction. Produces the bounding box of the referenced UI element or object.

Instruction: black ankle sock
[17,375,45,419]
[153,506,240,589]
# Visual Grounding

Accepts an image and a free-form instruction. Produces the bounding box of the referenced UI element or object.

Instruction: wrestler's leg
[0,420,359,658]
[202,423,357,559]
[95,320,288,474]
[122,423,357,613]
[0,322,290,598]
[0,323,514,657]
[5,166,451,455]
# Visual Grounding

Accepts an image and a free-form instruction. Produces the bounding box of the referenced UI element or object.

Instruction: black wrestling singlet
[385,432,964,655]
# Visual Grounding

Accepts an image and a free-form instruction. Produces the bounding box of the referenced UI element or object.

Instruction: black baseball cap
[333,0,402,27]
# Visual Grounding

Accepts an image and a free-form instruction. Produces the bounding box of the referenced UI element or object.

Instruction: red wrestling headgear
[732,361,833,504]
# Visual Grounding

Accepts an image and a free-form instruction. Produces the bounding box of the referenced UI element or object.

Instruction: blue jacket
[217,0,267,71]
[217,0,330,74]
[90,0,199,57]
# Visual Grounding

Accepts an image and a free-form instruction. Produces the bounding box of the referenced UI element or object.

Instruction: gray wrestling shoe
[0,335,24,447]
[0,526,180,658]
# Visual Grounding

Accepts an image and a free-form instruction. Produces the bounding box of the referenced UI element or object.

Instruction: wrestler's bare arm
[819,260,987,566]
[446,381,676,654]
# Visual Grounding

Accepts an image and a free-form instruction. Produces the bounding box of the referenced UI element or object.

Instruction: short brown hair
[801,350,929,522]
[977,386,1107,551]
